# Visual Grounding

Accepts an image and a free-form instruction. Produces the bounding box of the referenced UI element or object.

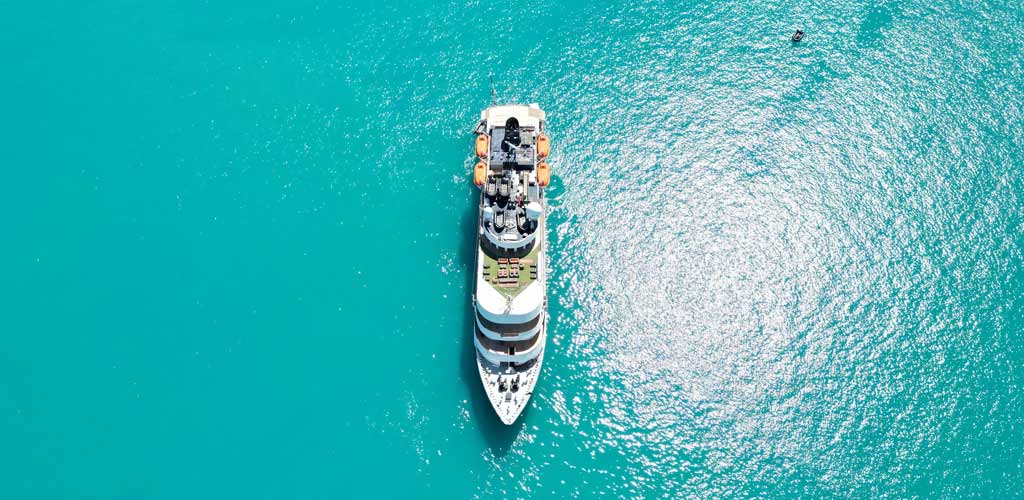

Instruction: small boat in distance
[470,104,551,425]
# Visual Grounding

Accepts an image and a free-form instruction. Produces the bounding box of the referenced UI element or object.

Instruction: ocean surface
[3,1,1023,498]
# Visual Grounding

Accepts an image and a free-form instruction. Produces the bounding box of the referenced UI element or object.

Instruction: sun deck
[480,240,540,297]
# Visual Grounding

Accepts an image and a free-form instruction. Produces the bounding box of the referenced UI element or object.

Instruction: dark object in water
[791,30,805,42]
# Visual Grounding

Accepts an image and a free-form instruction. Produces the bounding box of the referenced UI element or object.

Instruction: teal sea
[3,1,1023,498]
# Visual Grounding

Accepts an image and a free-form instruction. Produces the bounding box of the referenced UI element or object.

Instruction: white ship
[470,104,551,425]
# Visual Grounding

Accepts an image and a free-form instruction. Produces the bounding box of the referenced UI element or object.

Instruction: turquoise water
[3,0,1023,497]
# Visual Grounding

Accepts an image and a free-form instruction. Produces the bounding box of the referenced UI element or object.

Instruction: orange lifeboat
[473,162,487,186]
[537,162,550,187]
[536,133,550,158]
[475,135,489,158]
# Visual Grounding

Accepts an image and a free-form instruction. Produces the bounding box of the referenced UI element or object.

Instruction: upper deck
[475,104,547,300]
[476,106,546,251]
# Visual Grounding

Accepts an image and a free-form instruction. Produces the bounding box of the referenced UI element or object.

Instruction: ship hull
[470,103,549,425]
[475,328,545,425]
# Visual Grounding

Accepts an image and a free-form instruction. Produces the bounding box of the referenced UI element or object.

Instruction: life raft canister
[475,135,489,158]
[473,162,487,186]
[537,133,550,158]
[537,162,551,187]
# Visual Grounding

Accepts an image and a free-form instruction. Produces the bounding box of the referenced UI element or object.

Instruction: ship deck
[480,240,541,297]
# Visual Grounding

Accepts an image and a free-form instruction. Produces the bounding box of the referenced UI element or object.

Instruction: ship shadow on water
[456,184,525,455]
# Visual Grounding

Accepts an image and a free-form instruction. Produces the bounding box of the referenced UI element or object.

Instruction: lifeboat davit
[473,162,487,186]
[475,135,489,158]
[537,162,550,187]
[537,133,550,158]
